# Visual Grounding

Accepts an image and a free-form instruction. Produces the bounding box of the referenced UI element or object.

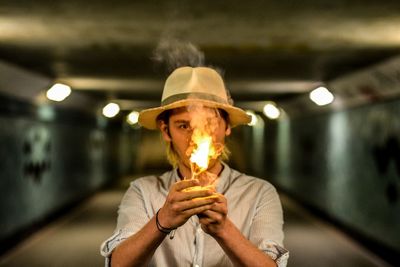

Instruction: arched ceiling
[1,0,400,112]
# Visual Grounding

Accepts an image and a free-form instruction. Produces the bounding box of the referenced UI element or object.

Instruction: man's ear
[225,125,231,136]
[159,121,172,142]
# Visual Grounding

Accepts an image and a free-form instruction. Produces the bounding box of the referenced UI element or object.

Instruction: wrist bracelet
[156,209,177,239]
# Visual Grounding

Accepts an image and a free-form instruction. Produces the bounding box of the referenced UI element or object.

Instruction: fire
[184,105,224,189]
[189,133,209,168]
[185,131,221,194]
[189,128,220,180]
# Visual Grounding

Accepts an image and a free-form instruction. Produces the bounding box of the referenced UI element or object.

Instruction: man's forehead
[170,107,190,116]
[168,108,190,122]
[170,107,221,122]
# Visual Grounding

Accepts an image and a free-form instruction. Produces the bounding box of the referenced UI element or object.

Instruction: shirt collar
[217,161,231,193]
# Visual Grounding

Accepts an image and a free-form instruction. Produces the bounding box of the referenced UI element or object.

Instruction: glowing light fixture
[263,102,280,119]
[46,83,71,102]
[127,111,139,125]
[309,86,334,106]
[246,110,258,126]
[102,103,120,118]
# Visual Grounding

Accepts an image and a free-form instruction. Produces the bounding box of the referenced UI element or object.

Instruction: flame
[185,105,224,187]
[190,134,213,175]
[186,131,219,191]
[189,128,222,182]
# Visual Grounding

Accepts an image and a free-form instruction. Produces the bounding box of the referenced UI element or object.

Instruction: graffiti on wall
[365,109,400,204]
[23,125,51,183]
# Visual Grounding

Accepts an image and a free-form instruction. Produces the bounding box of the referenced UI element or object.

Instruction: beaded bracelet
[156,209,176,239]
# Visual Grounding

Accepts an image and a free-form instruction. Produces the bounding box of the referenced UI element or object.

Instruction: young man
[100,66,289,267]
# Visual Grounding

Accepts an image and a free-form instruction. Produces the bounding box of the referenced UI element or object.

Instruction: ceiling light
[246,110,258,126]
[102,103,120,118]
[46,83,71,102]
[309,86,334,106]
[263,102,280,119]
[127,111,139,125]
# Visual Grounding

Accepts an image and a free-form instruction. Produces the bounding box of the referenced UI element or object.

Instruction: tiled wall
[266,99,400,253]
[0,94,136,246]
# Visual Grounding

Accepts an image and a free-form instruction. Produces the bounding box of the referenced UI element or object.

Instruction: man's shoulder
[129,169,175,189]
[229,168,277,191]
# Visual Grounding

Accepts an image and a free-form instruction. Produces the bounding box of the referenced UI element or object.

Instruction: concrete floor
[0,187,393,267]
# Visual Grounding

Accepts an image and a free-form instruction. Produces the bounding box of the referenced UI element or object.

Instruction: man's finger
[211,193,226,203]
[180,188,217,201]
[182,203,215,217]
[179,196,218,211]
[199,216,218,225]
[199,202,227,217]
[199,209,225,223]
[173,179,200,191]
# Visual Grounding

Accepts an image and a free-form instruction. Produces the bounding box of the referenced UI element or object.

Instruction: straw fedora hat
[138,66,251,129]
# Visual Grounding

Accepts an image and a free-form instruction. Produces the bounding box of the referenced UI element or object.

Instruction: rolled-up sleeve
[261,240,289,267]
[249,185,289,267]
[100,228,135,266]
[100,180,151,266]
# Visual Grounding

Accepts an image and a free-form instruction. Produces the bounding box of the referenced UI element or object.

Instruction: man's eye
[178,124,190,130]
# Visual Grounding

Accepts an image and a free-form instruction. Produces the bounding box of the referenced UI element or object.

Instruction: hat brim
[138,99,251,129]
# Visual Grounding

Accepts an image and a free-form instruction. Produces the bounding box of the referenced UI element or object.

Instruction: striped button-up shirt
[101,162,289,266]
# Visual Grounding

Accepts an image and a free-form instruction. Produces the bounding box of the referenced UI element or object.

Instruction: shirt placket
[192,221,204,267]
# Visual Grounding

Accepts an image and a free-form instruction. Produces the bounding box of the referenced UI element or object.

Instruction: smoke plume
[152,38,205,73]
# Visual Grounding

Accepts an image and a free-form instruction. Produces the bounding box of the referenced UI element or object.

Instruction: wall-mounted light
[127,111,139,125]
[309,86,334,106]
[46,83,71,102]
[102,102,120,118]
[263,102,280,119]
[246,110,258,126]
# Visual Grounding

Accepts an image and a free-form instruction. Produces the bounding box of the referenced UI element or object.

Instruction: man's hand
[198,193,228,236]
[158,179,218,229]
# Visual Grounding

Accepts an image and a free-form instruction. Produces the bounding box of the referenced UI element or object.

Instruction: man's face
[160,107,231,171]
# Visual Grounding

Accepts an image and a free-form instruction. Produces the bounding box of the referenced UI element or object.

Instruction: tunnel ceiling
[1,0,400,109]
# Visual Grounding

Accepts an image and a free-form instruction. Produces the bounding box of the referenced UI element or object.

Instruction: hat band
[161,92,229,106]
